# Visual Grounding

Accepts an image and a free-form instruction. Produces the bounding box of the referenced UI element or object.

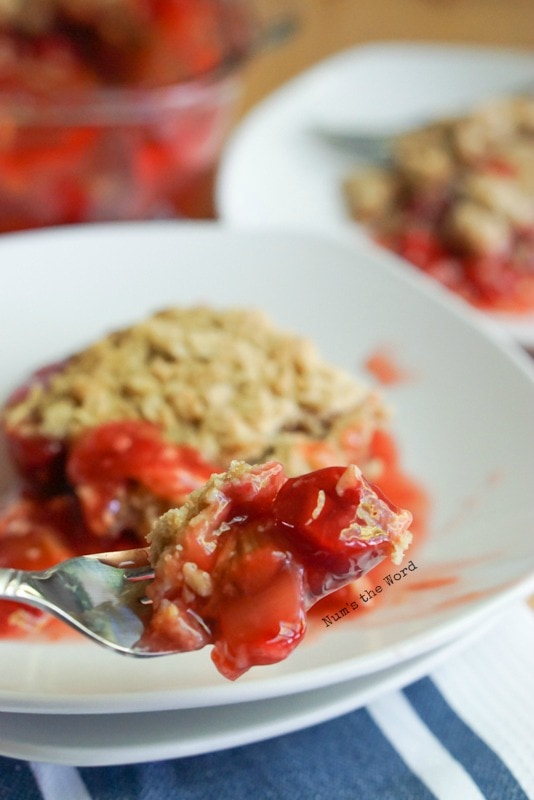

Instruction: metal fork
[0,548,178,657]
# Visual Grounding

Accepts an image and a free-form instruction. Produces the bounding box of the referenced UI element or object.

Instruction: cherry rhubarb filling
[143,460,412,679]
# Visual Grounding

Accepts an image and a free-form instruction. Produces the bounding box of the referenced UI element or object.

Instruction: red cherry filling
[211,544,307,679]
[272,464,411,601]
[67,420,218,537]
[3,360,70,495]
[273,465,396,554]
[379,221,534,313]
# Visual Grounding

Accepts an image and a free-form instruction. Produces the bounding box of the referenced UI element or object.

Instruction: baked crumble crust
[3,307,387,471]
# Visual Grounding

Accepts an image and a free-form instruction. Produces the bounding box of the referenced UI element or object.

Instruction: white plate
[0,613,496,766]
[216,42,534,346]
[0,221,533,715]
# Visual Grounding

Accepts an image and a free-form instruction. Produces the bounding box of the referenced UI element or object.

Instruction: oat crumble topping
[3,306,386,471]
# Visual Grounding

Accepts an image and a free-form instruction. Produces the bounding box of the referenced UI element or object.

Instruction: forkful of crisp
[0,461,412,680]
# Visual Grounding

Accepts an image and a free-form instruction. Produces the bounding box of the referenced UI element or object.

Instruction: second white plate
[217,42,534,345]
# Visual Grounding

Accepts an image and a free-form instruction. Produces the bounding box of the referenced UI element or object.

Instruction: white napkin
[368,601,534,799]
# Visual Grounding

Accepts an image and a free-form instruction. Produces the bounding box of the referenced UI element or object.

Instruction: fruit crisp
[344,95,534,312]
[0,305,425,648]
[3,306,386,479]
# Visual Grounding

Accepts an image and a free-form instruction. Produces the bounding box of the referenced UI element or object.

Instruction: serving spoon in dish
[0,548,175,657]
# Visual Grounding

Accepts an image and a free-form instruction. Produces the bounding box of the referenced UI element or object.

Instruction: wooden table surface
[233,0,534,608]
[217,0,534,206]
[237,0,534,117]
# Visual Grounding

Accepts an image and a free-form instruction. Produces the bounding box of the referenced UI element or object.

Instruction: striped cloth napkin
[1,600,533,800]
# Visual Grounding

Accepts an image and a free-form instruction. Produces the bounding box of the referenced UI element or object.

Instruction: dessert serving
[0,305,422,674]
[2,306,391,530]
[344,95,534,313]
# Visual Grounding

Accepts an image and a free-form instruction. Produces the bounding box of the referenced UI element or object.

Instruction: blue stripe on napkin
[0,757,41,800]
[404,677,528,800]
[79,707,433,800]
